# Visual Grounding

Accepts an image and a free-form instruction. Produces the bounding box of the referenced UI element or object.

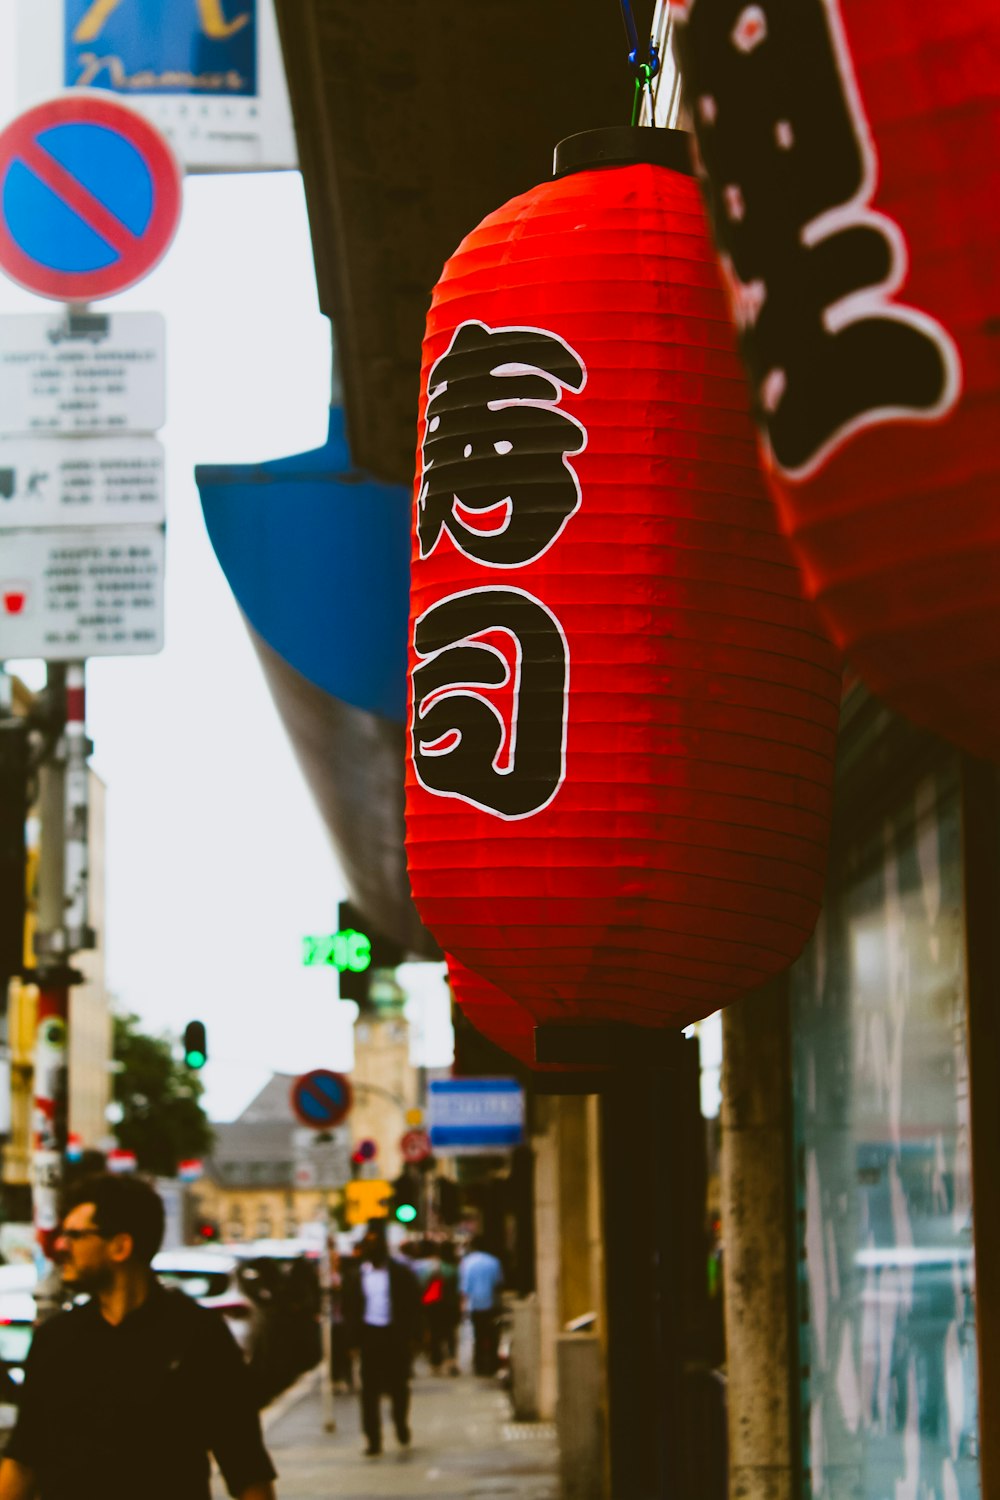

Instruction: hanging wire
[619,0,661,125]
[643,2,684,129]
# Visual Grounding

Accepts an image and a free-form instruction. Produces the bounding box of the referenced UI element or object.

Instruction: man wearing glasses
[0,1174,277,1500]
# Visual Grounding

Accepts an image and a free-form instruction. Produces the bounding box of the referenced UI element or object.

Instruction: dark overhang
[274,0,653,484]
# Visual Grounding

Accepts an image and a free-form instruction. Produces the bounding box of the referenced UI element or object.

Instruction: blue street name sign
[428,1078,525,1153]
[65,0,258,97]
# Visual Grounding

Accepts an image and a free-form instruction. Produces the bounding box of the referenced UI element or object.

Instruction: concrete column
[721,977,799,1500]
[556,1333,605,1500]
[557,1095,592,1325]
[510,1295,541,1420]
[532,1096,560,1420]
[585,1095,606,1346]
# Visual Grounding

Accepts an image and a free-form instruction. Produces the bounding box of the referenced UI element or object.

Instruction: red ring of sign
[0,95,183,302]
[401,1129,431,1163]
[290,1069,354,1129]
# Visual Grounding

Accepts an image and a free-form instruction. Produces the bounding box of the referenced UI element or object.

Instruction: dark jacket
[342,1256,420,1347]
[6,1283,275,1500]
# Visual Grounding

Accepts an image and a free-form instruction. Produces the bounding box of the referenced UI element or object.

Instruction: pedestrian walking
[459,1235,505,1376]
[343,1223,420,1457]
[422,1240,461,1375]
[0,1173,277,1500]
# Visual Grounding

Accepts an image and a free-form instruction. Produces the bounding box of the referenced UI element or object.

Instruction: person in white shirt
[343,1225,420,1456]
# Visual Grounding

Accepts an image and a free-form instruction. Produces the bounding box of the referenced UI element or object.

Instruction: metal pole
[31,662,92,1305]
[31,665,68,1280]
[317,1197,336,1434]
[62,664,93,952]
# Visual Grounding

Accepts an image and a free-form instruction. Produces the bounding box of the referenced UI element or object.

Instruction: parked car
[151,1248,255,1357]
[227,1237,322,1268]
[0,1291,36,1436]
[225,1239,323,1403]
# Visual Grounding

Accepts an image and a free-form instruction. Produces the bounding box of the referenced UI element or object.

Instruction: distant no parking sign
[0,96,182,302]
[290,1070,353,1131]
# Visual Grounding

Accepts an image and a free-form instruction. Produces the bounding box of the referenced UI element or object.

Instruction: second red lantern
[405,129,841,1038]
[672,0,1000,759]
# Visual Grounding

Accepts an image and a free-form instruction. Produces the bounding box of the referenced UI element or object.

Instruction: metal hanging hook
[618,0,661,125]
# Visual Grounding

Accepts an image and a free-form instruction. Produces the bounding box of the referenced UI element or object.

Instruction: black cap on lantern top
[553,125,694,179]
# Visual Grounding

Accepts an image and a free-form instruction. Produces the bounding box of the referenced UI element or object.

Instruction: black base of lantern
[533,1022,690,1070]
[553,125,694,180]
[529,1072,614,1096]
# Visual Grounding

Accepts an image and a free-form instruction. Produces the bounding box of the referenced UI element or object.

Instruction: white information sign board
[0,313,166,437]
[293,1126,352,1190]
[428,1078,525,1155]
[0,436,165,527]
[0,525,165,659]
[16,0,297,173]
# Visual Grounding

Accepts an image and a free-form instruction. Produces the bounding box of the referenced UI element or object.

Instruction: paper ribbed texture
[406,162,841,1030]
[674,0,1000,758]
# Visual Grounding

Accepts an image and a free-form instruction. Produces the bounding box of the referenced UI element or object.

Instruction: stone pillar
[721,977,799,1500]
[557,1095,592,1324]
[510,1294,541,1420]
[557,1332,605,1500]
[532,1096,560,1420]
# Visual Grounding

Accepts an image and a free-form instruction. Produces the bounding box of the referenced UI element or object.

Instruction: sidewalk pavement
[217,1366,560,1499]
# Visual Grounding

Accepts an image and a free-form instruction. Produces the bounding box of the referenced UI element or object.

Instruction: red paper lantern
[405,129,841,1035]
[448,956,608,1075]
[672,0,1000,758]
[447,956,550,1070]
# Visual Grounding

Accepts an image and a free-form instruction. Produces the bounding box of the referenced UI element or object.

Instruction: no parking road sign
[290,1069,353,1131]
[0,96,182,302]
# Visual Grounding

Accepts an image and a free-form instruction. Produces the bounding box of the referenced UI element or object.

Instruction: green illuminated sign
[302,929,372,973]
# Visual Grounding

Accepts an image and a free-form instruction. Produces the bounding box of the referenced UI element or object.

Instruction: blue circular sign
[0,96,182,302]
[290,1069,353,1129]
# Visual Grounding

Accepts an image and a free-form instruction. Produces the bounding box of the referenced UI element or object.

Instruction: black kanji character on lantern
[674,0,959,475]
[417,320,587,566]
[411,586,568,819]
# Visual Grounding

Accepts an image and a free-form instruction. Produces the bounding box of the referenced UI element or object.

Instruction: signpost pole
[31,665,69,1309]
[30,661,94,1315]
[63,664,92,953]
[317,1196,336,1435]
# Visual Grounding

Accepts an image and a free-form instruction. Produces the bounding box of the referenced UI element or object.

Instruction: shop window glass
[792,762,978,1497]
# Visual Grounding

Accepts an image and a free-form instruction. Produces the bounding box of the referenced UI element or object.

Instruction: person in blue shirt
[458,1236,504,1376]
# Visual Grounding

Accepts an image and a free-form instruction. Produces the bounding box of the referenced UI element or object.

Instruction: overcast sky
[0,43,451,1120]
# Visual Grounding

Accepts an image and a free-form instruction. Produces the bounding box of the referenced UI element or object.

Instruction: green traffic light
[186,1050,206,1070]
[395,1203,418,1224]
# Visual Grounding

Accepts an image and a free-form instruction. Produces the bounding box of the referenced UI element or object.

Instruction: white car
[0,1290,38,1435]
[151,1248,256,1356]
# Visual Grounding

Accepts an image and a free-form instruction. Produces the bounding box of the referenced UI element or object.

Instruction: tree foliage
[112,1012,213,1177]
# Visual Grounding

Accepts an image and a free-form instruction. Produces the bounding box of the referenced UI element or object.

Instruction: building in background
[195,1073,340,1240]
[350,977,418,1183]
[194,991,423,1239]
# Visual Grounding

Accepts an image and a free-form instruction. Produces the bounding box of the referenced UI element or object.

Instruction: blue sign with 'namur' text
[428,1079,525,1154]
[65,0,257,97]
